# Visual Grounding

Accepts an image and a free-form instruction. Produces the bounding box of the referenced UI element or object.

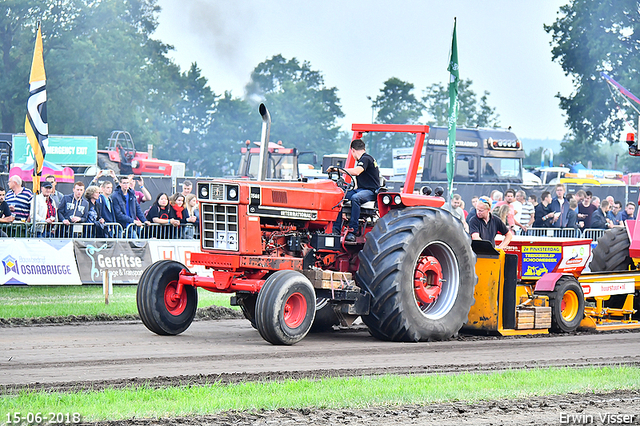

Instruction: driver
[328,139,380,242]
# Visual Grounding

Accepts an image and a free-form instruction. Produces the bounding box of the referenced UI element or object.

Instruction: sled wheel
[589,227,633,272]
[358,207,477,341]
[137,260,197,335]
[255,270,316,345]
[547,276,584,333]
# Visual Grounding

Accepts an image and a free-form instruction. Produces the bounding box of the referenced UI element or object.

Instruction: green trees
[1,1,502,176]
[371,78,424,167]
[423,79,500,128]
[245,55,345,158]
[545,0,640,170]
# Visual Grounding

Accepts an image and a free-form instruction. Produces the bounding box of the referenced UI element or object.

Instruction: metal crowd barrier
[581,228,607,242]
[0,222,29,238]
[125,223,196,239]
[525,227,582,238]
[0,222,123,239]
[37,222,123,239]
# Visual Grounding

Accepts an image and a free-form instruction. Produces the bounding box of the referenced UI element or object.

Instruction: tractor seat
[341,174,386,217]
[342,199,378,217]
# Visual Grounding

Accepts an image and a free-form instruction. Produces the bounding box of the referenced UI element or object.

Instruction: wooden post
[103,270,112,305]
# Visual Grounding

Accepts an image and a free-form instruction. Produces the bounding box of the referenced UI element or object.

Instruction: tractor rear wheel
[255,270,316,345]
[588,227,640,319]
[97,153,120,175]
[546,276,584,333]
[589,227,633,272]
[137,260,198,335]
[358,207,477,342]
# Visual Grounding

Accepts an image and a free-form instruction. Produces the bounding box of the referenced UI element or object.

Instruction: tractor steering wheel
[327,167,355,193]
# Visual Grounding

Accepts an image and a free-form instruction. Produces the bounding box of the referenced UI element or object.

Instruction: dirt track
[2,319,640,425]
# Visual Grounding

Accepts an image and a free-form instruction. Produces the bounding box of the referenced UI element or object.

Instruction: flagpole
[446,17,459,199]
[26,21,48,236]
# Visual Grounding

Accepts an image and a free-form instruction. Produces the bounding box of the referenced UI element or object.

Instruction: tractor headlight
[198,184,209,199]
[382,194,391,205]
[394,195,402,205]
[227,185,239,201]
[131,160,140,168]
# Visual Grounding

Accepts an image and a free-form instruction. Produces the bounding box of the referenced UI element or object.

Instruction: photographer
[128,174,151,204]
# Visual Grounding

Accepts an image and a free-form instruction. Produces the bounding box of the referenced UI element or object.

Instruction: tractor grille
[202,204,239,251]
[272,190,288,204]
[209,184,225,201]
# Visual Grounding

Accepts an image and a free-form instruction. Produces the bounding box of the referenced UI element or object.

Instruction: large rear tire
[97,153,120,175]
[358,207,477,342]
[544,276,584,333]
[255,270,316,345]
[587,227,638,319]
[137,260,198,335]
[589,227,633,272]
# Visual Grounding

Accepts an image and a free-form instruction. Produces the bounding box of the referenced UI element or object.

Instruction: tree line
[2,0,637,175]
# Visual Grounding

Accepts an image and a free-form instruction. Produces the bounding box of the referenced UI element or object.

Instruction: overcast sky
[154,0,573,141]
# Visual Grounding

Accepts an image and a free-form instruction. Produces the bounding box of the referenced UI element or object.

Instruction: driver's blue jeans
[332,188,376,234]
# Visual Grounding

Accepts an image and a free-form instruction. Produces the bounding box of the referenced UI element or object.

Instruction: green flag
[446,18,459,198]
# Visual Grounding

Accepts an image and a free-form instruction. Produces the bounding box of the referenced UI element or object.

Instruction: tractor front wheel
[358,207,477,342]
[255,270,316,345]
[137,260,198,335]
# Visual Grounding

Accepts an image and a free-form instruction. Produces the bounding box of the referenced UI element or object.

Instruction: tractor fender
[534,272,565,292]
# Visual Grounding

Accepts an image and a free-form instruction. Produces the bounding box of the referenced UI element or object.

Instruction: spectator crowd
[0,174,635,243]
[0,173,198,240]
[441,183,636,239]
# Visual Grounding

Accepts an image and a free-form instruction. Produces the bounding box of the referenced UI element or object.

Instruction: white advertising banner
[0,239,82,285]
[147,240,211,276]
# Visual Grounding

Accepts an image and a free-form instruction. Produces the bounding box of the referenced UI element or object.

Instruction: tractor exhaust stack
[257,103,271,181]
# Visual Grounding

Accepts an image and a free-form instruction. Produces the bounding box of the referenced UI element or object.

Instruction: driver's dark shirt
[356,153,380,191]
[468,213,509,247]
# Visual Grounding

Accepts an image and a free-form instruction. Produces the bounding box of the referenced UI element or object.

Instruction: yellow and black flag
[24,22,48,195]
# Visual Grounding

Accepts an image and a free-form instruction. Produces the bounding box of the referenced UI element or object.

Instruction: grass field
[0,285,237,318]
[2,286,639,423]
[1,366,638,422]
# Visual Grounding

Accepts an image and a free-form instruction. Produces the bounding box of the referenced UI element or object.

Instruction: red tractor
[137,104,477,344]
[97,130,185,176]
